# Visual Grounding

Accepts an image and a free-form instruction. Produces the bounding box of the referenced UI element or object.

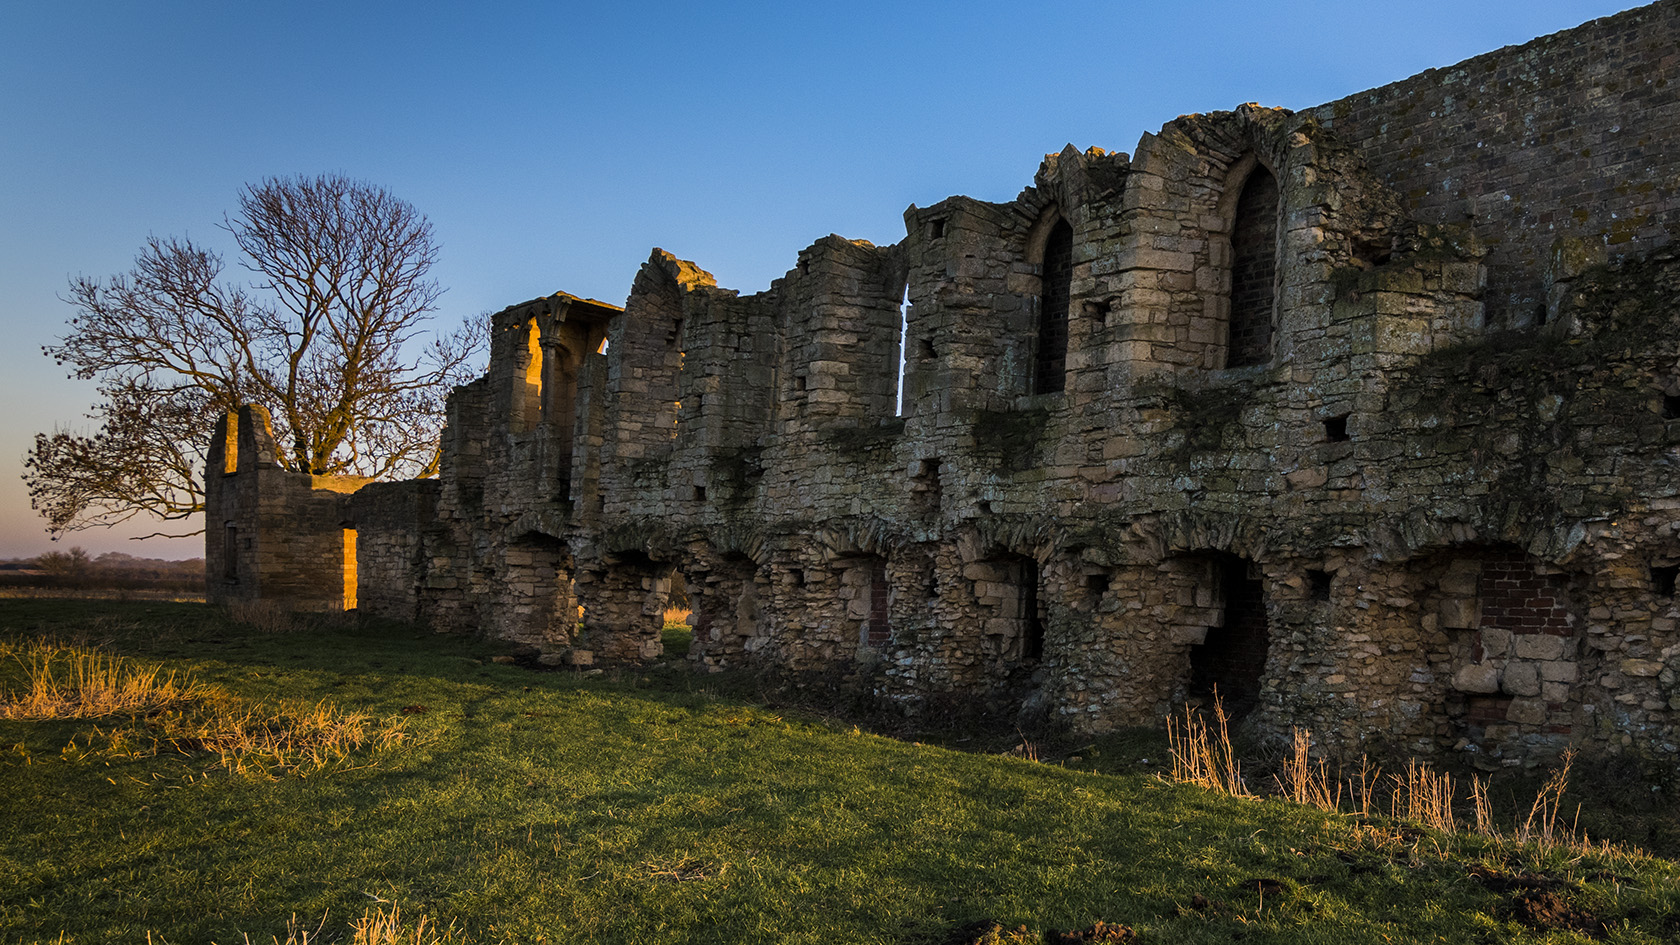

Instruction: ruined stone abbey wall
[207,0,1680,768]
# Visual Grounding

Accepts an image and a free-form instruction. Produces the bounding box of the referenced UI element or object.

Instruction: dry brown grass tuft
[1165,697,1248,797]
[6,640,406,777]
[0,640,205,719]
[1273,727,1343,812]
[1170,719,1633,862]
[136,905,460,944]
[1389,759,1458,833]
[1516,749,1577,849]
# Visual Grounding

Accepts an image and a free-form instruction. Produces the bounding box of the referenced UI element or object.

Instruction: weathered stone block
[1621,659,1664,677]
[1540,661,1579,683]
[1507,699,1548,725]
[1514,634,1566,661]
[1501,662,1541,697]
[1439,598,1480,630]
[1452,664,1501,693]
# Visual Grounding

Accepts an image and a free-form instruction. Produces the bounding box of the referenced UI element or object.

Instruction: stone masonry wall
[1312,0,1680,326]
[214,1,1680,769]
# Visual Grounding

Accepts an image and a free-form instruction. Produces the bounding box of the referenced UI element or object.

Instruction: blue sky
[0,0,1642,559]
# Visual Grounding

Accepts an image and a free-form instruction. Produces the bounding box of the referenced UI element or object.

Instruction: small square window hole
[1652,564,1678,598]
[1307,569,1333,602]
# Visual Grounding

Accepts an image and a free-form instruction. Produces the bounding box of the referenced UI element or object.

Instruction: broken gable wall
[1312,0,1680,327]
[205,405,364,612]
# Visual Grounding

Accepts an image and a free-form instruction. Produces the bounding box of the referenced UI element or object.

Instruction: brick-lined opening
[1035,219,1072,395]
[1021,558,1044,660]
[866,557,891,647]
[1227,167,1278,368]
[1189,556,1270,717]
[1480,550,1571,637]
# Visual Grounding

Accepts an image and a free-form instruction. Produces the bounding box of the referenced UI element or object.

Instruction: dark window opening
[798,258,809,275]
[925,566,939,601]
[223,524,238,583]
[978,500,993,515]
[1307,569,1333,602]
[794,374,806,392]
[1087,299,1113,319]
[866,558,891,647]
[1085,572,1110,596]
[1323,414,1350,442]
[918,338,937,360]
[1020,558,1045,661]
[928,219,946,240]
[1662,394,1680,420]
[1035,219,1073,395]
[694,485,707,503]
[1228,167,1279,368]
[1189,557,1270,717]
[1653,565,1678,598]
[1533,303,1549,328]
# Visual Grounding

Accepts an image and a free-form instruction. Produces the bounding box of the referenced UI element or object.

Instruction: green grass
[2,600,1678,943]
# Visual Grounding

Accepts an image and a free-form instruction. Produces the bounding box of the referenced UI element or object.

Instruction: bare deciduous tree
[26,174,484,538]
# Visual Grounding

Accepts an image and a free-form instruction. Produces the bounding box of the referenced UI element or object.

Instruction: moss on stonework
[822,418,904,456]
[972,407,1050,473]
[711,444,766,505]
[1148,383,1248,460]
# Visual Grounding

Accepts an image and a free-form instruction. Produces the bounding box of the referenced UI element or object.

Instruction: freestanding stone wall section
[210,1,1680,769]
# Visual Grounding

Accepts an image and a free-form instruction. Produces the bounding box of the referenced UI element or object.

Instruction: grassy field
[2,600,1678,944]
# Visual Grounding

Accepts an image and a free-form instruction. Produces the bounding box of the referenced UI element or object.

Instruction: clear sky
[0,0,1643,560]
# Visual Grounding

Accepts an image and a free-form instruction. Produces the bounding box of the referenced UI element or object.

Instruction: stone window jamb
[1023,204,1073,398]
[1211,152,1283,371]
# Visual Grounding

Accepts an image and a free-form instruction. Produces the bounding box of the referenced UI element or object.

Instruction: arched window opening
[1188,555,1269,718]
[1035,219,1073,394]
[895,285,910,416]
[867,557,891,647]
[1227,167,1278,368]
[518,320,543,430]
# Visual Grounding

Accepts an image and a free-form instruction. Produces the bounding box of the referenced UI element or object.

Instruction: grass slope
[0,601,1676,944]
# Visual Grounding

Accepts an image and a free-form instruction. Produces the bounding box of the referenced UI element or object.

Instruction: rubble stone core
[209,1,1680,767]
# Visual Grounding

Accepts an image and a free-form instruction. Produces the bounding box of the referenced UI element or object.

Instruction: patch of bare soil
[1048,920,1136,943]
[940,920,1038,945]
[1507,890,1606,938]
[939,919,1135,944]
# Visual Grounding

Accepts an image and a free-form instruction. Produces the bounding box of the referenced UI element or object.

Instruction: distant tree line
[0,549,204,591]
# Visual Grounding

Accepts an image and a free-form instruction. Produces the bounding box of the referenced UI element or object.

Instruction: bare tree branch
[25,173,485,538]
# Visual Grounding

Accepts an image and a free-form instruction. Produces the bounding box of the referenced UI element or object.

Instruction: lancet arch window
[1225,160,1279,368]
[1033,215,1073,395]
